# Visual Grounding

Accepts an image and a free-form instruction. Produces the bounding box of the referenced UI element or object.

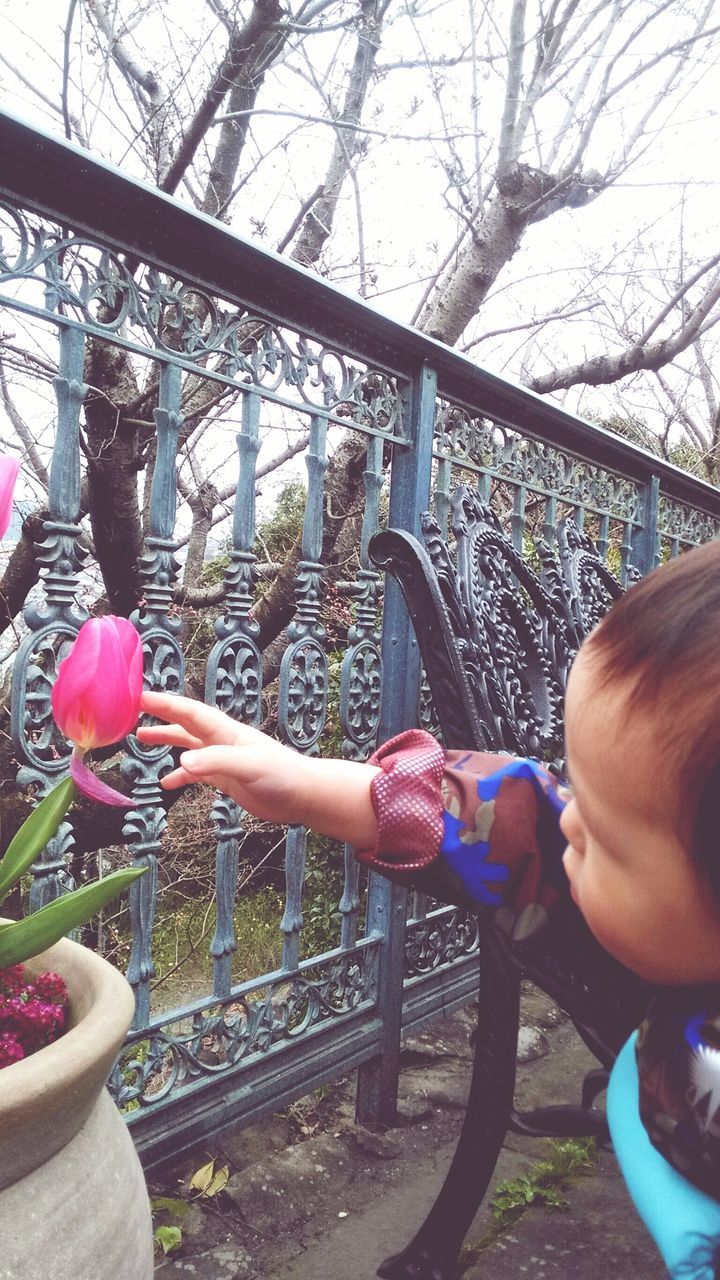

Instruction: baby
[139,538,720,1279]
[561,543,720,988]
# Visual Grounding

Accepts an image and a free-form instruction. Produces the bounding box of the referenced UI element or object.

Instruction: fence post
[631,474,660,576]
[355,362,437,1128]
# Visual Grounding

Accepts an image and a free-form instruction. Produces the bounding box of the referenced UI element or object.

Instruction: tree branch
[462,299,602,351]
[62,0,80,141]
[290,0,388,270]
[159,0,285,199]
[0,362,50,490]
[526,268,720,395]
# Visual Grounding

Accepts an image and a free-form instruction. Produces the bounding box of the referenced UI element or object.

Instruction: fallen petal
[70,750,132,807]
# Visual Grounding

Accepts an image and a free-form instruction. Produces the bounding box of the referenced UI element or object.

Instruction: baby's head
[560,540,720,985]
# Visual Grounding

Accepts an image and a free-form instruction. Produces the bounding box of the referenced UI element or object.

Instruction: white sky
[1,0,720,477]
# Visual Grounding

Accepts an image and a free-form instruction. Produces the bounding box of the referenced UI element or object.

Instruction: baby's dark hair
[583,539,720,899]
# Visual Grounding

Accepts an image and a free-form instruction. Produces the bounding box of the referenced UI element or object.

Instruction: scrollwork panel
[109,945,378,1112]
[0,202,407,433]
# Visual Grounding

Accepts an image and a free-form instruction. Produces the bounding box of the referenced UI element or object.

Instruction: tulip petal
[104,618,144,740]
[70,749,133,807]
[51,622,103,747]
[91,620,142,745]
[0,455,20,541]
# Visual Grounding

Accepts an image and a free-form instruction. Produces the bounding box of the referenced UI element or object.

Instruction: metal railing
[1,108,719,1170]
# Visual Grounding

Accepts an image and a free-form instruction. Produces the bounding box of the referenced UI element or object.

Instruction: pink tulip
[51,617,143,807]
[0,455,20,540]
[52,616,143,748]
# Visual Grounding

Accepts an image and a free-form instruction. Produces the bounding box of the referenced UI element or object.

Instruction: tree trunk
[183,483,220,587]
[0,511,49,635]
[83,341,143,616]
[418,165,564,344]
[252,430,368,650]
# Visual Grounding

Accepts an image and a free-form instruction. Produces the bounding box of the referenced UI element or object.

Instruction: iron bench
[367,485,655,1280]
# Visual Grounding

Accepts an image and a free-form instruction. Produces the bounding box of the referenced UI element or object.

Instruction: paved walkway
[154,993,664,1280]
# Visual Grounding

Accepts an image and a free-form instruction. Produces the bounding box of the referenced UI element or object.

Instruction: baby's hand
[138,691,380,846]
[139,692,312,825]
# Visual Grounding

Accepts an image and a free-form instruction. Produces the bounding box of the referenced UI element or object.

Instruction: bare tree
[1,0,719,650]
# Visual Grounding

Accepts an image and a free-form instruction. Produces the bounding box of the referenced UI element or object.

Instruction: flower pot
[0,931,153,1279]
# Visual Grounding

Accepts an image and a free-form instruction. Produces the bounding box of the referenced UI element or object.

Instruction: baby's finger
[159,765,195,790]
[141,690,186,714]
[141,691,240,745]
[137,722,202,751]
[179,744,257,781]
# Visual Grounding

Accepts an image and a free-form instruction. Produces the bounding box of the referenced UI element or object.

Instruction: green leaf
[153,1225,182,1255]
[0,777,75,906]
[150,1197,189,1220]
[0,866,146,968]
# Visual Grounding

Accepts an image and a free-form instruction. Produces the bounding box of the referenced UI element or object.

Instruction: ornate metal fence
[2,109,720,1169]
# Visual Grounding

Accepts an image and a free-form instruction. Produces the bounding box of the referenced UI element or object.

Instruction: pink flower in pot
[0,609,153,1275]
[0,614,147,972]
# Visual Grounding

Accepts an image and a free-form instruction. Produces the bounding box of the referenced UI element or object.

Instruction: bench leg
[377,927,520,1280]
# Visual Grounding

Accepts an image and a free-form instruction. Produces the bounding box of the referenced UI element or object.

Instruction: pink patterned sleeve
[354,729,446,874]
[353,729,566,928]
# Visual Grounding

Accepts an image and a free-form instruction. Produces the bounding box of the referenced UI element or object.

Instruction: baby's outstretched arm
[139,691,380,848]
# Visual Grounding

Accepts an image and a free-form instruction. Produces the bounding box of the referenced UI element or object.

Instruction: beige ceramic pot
[0,932,153,1280]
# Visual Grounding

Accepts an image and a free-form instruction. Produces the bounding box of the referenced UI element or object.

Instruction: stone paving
[153,989,665,1279]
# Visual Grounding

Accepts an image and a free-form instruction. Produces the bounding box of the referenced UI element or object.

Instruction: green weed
[458,1137,597,1269]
